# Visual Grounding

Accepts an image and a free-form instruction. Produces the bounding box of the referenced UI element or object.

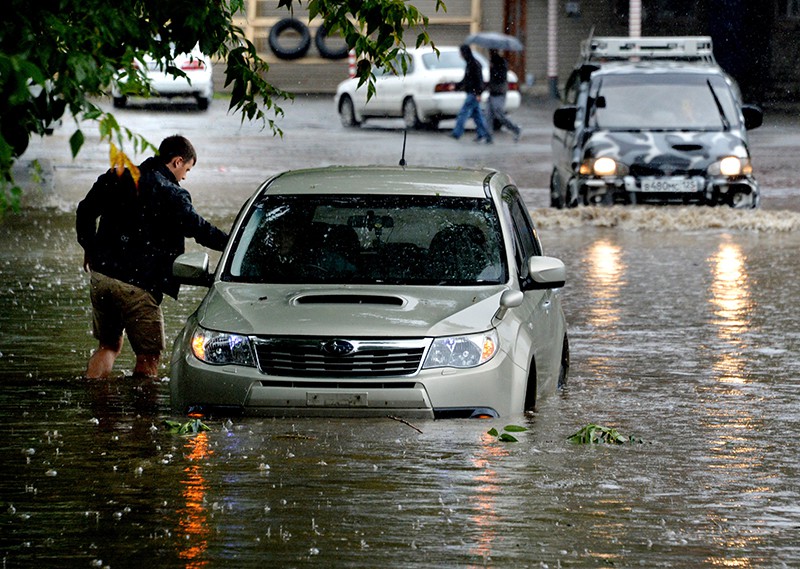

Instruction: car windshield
[589,73,739,130]
[224,194,508,286]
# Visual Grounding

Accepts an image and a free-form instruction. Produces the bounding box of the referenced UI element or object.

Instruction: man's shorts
[90,272,165,355]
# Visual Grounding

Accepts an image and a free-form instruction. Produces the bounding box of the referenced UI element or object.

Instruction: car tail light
[181,59,206,71]
[435,82,457,93]
[507,81,519,91]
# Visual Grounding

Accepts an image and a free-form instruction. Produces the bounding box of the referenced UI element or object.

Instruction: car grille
[252,337,428,378]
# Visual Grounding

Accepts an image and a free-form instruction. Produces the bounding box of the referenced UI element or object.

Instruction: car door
[501,187,561,381]
[363,53,412,117]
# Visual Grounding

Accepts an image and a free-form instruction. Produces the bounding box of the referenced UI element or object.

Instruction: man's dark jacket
[455,48,485,97]
[76,157,228,302]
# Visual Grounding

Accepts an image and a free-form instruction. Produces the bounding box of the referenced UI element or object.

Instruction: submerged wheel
[558,335,570,389]
[524,359,537,412]
[550,169,566,209]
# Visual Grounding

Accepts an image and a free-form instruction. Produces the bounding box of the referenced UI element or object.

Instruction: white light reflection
[585,240,626,331]
[708,240,753,385]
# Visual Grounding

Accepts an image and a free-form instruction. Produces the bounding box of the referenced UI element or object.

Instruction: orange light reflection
[466,431,509,567]
[178,432,213,568]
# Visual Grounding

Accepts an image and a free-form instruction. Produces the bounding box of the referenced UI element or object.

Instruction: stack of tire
[269,19,349,60]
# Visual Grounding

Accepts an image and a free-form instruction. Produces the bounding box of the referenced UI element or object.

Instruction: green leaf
[69,130,85,158]
[503,425,528,433]
[498,433,519,443]
[487,428,499,437]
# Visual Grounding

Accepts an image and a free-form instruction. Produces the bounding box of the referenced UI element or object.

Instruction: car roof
[591,60,727,77]
[259,166,510,198]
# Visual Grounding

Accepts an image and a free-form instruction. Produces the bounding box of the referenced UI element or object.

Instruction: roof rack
[580,36,716,64]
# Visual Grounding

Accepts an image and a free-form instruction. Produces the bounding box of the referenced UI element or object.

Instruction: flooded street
[2,96,800,567]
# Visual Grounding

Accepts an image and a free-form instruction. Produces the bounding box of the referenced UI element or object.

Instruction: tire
[314,25,349,60]
[269,19,311,60]
[524,359,537,412]
[549,169,566,209]
[113,96,128,109]
[402,97,420,130]
[338,95,360,128]
[558,335,570,389]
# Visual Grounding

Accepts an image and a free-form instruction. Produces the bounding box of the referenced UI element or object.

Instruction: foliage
[0,0,445,211]
[568,423,642,444]
[164,418,211,435]
[487,424,528,443]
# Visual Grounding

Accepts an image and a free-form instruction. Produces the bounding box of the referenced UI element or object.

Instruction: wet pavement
[2,95,800,567]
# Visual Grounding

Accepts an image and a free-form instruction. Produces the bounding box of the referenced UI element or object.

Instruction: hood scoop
[295,294,404,306]
[671,143,704,152]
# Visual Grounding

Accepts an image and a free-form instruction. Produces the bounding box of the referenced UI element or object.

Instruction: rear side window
[500,187,542,277]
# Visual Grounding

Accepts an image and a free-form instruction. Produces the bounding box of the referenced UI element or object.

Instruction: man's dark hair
[158,135,197,165]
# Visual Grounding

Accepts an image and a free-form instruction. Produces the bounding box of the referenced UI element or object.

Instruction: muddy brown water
[2,97,800,567]
[2,205,800,568]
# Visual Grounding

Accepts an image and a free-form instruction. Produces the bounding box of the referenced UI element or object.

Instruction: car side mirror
[524,256,566,290]
[553,106,578,131]
[742,104,763,130]
[173,252,212,287]
[493,289,524,321]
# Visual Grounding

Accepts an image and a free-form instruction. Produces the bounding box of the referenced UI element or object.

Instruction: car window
[421,50,488,70]
[374,53,413,77]
[500,187,542,277]
[225,194,508,286]
[589,73,739,130]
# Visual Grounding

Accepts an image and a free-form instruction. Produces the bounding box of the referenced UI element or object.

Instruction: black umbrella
[465,32,524,52]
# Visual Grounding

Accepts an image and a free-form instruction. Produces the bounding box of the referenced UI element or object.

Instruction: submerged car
[170,166,568,419]
[551,36,763,208]
[112,44,213,110]
[335,46,521,130]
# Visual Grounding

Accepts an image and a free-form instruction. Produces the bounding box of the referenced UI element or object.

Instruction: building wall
[225,0,794,105]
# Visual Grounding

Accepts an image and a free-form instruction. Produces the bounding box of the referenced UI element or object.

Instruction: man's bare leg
[133,354,160,378]
[85,341,122,379]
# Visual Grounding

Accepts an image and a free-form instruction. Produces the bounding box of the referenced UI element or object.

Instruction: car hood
[196,283,509,338]
[583,129,750,173]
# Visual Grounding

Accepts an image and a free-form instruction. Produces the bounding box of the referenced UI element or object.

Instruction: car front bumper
[576,174,759,208]
[169,344,526,419]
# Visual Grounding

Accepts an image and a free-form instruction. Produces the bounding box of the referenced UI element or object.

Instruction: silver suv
[551,36,763,208]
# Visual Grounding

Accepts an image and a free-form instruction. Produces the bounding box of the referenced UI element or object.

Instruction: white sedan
[112,45,213,110]
[335,46,521,130]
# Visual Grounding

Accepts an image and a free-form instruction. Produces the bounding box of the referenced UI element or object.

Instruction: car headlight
[579,157,628,177]
[709,156,752,177]
[423,330,499,369]
[191,327,255,366]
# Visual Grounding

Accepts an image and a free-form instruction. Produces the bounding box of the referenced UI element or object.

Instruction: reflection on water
[179,432,212,568]
[708,239,752,384]
[584,240,626,331]
[466,432,508,567]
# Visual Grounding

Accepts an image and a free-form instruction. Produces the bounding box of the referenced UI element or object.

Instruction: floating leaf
[487,428,499,437]
[498,433,519,443]
[503,425,528,433]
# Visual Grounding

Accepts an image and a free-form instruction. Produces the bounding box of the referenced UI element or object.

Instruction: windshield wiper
[706,80,730,129]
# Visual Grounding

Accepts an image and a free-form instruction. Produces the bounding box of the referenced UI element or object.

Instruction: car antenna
[399,129,407,168]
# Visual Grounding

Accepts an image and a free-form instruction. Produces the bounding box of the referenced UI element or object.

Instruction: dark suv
[550,36,763,209]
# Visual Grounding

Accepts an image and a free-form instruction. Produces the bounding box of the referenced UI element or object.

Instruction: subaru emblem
[321,339,354,356]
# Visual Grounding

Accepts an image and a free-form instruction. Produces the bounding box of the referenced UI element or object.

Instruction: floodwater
[2,206,800,568]
[3,97,800,567]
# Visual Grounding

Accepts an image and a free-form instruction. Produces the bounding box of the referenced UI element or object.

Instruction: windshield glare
[590,74,739,130]
[225,195,507,286]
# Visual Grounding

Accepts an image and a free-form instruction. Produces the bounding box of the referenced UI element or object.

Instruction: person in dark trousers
[450,44,492,144]
[486,49,522,142]
[76,135,229,379]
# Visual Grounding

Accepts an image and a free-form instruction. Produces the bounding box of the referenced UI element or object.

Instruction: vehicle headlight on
[579,157,627,177]
[423,330,499,369]
[191,327,255,366]
[710,156,751,177]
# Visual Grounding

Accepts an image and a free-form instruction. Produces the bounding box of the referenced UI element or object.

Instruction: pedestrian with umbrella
[466,32,524,142]
[450,44,492,144]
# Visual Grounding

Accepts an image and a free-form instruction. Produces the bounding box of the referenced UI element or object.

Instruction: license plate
[640,177,699,193]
